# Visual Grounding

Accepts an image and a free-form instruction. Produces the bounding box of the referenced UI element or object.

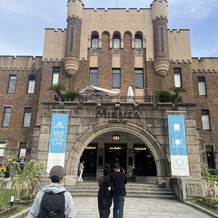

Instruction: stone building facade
[0,0,217,200]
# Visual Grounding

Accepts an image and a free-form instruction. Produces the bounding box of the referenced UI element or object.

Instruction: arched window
[113,34,121,48]
[135,34,143,48]
[91,34,99,48]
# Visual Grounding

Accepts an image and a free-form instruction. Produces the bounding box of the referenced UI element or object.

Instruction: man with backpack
[28,165,76,218]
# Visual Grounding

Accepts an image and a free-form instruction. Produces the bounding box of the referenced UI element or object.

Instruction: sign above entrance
[97,109,140,118]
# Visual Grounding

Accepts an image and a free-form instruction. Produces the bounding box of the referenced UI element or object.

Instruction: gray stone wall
[31,101,202,190]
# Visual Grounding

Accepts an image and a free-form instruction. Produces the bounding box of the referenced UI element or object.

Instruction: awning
[79,85,120,101]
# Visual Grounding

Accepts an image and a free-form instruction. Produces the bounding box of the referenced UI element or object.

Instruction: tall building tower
[64,0,84,76]
[151,0,169,77]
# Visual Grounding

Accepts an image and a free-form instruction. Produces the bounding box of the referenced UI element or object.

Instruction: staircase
[66,181,177,200]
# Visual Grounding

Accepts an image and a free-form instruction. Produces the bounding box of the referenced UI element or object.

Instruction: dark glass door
[105,144,126,171]
[81,144,97,177]
[134,145,156,176]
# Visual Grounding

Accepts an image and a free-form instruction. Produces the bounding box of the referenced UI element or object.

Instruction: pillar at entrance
[64,175,78,186]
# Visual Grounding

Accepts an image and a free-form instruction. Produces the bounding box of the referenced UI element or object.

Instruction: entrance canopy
[79,85,120,101]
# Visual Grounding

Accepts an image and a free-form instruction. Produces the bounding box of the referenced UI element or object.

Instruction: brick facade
[0,0,217,200]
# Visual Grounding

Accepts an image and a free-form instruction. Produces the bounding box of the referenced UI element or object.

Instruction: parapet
[0,56,42,71]
[192,57,218,73]
[151,0,168,21]
[67,0,84,21]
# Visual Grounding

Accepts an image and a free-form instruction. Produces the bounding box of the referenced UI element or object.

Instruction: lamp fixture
[109,146,121,150]
[115,102,120,108]
[112,135,120,141]
[86,146,97,150]
[135,147,147,151]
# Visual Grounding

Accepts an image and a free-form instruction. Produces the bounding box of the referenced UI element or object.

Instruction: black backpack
[37,191,65,218]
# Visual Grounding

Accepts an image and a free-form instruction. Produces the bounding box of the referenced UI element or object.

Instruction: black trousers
[98,189,112,218]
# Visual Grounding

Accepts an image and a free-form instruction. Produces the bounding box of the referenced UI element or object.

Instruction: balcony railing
[53,93,183,105]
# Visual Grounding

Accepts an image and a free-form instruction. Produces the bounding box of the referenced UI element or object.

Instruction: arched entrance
[80,133,157,180]
[66,122,169,185]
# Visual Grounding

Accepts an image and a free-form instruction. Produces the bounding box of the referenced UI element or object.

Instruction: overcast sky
[0,0,217,57]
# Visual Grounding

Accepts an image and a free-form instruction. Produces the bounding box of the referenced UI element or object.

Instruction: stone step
[66,182,177,200]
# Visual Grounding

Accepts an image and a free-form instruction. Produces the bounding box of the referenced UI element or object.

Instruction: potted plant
[48,83,67,102]
[65,91,81,101]
[154,90,172,102]
[48,83,80,102]
[168,86,187,104]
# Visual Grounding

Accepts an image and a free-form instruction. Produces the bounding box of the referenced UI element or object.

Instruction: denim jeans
[112,195,125,218]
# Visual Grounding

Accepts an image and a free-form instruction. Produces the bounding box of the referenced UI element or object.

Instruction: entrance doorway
[105,144,127,171]
[134,144,157,176]
[80,144,97,177]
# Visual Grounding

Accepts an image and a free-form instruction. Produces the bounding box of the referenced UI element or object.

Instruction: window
[19,142,27,161]
[0,142,6,158]
[135,69,144,88]
[23,107,32,127]
[173,68,182,87]
[205,145,215,168]
[2,107,11,127]
[113,35,121,49]
[201,110,211,130]
[135,35,143,48]
[70,27,74,52]
[89,68,98,86]
[52,67,60,84]
[112,69,120,88]
[27,75,36,94]
[91,34,99,48]
[198,77,207,96]
[7,75,17,93]
[160,27,165,52]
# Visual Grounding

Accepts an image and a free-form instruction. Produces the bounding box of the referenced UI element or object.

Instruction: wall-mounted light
[112,135,120,141]
[135,147,147,151]
[96,103,102,109]
[86,146,97,150]
[115,102,120,108]
[109,146,121,150]
[134,102,139,107]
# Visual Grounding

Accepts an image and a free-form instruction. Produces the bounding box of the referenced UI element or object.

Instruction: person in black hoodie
[110,163,127,218]
[98,168,112,218]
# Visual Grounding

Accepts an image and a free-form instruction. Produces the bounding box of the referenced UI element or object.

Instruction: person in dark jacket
[98,168,112,218]
[110,163,127,218]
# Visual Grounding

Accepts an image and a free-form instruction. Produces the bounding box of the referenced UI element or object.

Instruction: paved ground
[12,196,217,218]
[74,196,216,218]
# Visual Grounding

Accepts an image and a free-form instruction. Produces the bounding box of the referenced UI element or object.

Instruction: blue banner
[168,115,188,156]
[47,113,68,172]
[168,114,190,176]
[49,113,68,153]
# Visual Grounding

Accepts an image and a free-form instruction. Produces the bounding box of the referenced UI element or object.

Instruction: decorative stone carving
[186,183,202,197]
[64,57,80,76]
[154,57,170,77]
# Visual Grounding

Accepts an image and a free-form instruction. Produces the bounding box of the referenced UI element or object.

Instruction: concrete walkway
[74,197,216,218]
[12,196,217,218]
